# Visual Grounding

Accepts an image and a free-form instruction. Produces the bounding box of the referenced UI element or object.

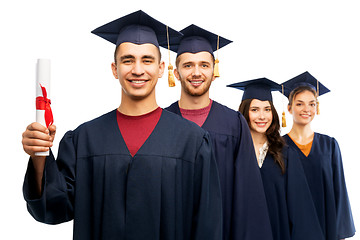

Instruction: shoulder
[207,101,247,134]
[164,101,179,113]
[162,109,207,137]
[74,110,116,133]
[314,132,338,145]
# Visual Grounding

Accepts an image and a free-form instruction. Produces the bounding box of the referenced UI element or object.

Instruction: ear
[111,62,118,79]
[174,68,180,81]
[287,104,292,114]
[158,61,165,78]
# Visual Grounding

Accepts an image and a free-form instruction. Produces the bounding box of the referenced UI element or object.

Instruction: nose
[192,65,201,78]
[132,61,145,76]
[259,110,265,119]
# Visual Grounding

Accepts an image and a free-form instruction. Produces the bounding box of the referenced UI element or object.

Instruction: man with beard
[166,24,272,240]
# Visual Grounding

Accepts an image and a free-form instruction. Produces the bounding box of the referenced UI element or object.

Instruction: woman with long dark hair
[228,78,324,240]
[282,72,355,240]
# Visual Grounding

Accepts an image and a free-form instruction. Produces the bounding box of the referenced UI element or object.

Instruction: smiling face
[111,42,164,101]
[288,90,317,126]
[248,99,273,134]
[174,51,215,97]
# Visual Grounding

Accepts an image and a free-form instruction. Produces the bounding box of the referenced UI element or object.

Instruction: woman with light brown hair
[282,71,355,240]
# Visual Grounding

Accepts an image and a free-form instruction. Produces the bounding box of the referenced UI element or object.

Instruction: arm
[22,124,75,224]
[332,139,355,239]
[22,122,56,196]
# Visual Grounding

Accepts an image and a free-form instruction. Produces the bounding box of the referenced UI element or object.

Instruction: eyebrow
[120,55,156,61]
[295,99,316,103]
[182,61,211,65]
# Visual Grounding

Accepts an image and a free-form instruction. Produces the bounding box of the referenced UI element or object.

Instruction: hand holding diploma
[21,59,56,196]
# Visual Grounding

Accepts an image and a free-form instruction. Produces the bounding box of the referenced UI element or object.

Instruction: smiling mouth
[255,122,267,127]
[189,79,204,86]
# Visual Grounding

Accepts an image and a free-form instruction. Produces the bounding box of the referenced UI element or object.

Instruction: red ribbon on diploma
[36,84,53,127]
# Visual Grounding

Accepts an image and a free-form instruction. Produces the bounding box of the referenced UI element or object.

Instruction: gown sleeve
[332,138,356,239]
[232,113,273,240]
[192,132,222,240]
[23,131,76,224]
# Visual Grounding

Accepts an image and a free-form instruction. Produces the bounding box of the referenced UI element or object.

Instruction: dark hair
[288,85,317,108]
[114,45,162,64]
[239,99,286,174]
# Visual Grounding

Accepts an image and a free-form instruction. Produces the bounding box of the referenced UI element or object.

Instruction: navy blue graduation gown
[23,109,222,240]
[261,146,325,240]
[284,133,355,239]
[166,101,273,240]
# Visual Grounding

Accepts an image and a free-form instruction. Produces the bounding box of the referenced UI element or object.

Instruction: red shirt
[179,100,213,127]
[116,107,162,156]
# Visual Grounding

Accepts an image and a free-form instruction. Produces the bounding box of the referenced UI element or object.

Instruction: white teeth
[131,80,145,83]
[191,81,203,84]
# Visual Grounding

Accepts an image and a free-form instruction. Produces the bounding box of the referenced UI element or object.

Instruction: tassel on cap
[282,111,287,128]
[316,79,320,115]
[166,25,175,87]
[213,35,220,78]
[168,63,175,87]
[281,84,286,127]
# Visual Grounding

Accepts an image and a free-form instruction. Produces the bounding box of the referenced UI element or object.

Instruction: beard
[179,75,213,97]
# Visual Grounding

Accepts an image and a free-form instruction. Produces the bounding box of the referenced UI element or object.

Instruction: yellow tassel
[168,63,175,87]
[214,59,220,78]
[316,100,320,115]
[282,111,286,127]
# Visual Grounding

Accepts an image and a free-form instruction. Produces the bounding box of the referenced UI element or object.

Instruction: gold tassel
[214,59,220,78]
[168,63,175,87]
[166,25,175,87]
[282,111,286,127]
[281,84,286,127]
[213,35,220,78]
[316,80,320,114]
[316,100,320,115]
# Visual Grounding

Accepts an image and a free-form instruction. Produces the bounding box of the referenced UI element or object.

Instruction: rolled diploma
[35,59,51,156]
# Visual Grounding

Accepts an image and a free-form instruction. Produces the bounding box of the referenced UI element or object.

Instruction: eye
[143,59,154,64]
[202,64,210,68]
[122,59,133,64]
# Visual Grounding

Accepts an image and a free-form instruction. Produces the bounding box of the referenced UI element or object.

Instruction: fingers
[22,123,57,156]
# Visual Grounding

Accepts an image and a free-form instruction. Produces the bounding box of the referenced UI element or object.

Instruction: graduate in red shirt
[21,10,222,240]
[166,24,272,240]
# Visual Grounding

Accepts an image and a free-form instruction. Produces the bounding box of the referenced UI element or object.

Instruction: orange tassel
[282,111,286,127]
[168,63,175,87]
[316,100,320,115]
[214,59,220,78]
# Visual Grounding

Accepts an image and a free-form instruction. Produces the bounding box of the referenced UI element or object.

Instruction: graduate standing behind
[165,25,272,240]
[282,71,356,240]
[229,78,325,240]
[21,10,222,240]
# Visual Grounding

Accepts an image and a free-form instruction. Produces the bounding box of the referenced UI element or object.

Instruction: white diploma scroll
[35,59,51,156]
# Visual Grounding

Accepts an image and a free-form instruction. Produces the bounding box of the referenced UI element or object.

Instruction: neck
[288,122,314,143]
[250,130,267,162]
[118,92,158,116]
[179,91,211,110]
[250,130,267,147]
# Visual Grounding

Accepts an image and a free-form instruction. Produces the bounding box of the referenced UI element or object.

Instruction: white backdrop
[1,0,359,239]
